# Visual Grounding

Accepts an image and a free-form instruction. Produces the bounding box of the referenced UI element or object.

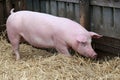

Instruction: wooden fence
[90,0,120,55]
[0,0,6,31]
[26,0,81,23]
[0,0,89,31]
[25,0,89,29]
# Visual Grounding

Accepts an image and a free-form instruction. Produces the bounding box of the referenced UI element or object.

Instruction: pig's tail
[10,8,15,14]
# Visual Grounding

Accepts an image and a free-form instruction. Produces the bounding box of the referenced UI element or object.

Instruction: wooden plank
[14,0,19,11]
[0,2,3,24]
[114,8,120,38]
[91,6,102,34]
[33,0,40,12]
[74,4,80,23]
[80,0,90,29]
[55,0,80,3]
[0,1,4,22]
[22,0,27,10]
[6,0,12,16]
[14,0,26,11]
[58,1,66,17]
[0,1,5,31]
[45,0,50,13]
[93,36,120,55]
[40,0,46,13]
[50,0,57,16]
[91,0,120,8]
[102,7,115,37]
[66,3,74,20]
[25,0,33,10]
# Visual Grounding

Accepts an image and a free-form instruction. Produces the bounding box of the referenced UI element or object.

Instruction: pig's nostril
[92,55,97,59]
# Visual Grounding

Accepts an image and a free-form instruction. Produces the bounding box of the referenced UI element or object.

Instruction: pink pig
[6,9,102,60]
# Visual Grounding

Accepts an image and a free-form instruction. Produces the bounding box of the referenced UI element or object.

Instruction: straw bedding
[0,32,120,80]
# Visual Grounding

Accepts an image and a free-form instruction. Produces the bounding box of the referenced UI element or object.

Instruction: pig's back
[7,10,88,40]
[7,11,87,33]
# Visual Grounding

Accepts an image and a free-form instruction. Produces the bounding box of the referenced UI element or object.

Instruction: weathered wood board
[91,0,120,54]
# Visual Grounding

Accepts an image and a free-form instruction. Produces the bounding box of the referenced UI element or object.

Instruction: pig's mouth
[89,54,97,59]
[82,53,97,59]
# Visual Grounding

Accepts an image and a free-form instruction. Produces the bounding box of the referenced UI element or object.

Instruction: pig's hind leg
[7,31,21,60]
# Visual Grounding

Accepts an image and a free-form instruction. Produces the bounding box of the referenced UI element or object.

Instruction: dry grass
[0,32,120,80]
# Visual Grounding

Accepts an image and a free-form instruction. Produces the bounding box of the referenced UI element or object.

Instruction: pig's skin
[6,9,102,60]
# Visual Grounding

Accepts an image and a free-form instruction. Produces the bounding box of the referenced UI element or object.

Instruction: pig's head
[74,32,102,59]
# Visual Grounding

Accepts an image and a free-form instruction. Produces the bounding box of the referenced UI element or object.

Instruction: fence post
[14,0,26,11]
[6,0,12,16]
[79,0,90,30]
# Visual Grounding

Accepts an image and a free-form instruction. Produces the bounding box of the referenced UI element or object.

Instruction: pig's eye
[80,42,87,47]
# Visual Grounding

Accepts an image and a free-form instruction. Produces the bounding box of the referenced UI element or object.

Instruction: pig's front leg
[55,45,71,57]
[54,36,71,57]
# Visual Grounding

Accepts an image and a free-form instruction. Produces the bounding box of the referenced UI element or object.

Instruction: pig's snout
[91,54,97,59]
[83,52,97,59]
[89,51,97,59]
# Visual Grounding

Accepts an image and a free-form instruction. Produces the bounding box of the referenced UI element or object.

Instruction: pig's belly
[21,33,54,48]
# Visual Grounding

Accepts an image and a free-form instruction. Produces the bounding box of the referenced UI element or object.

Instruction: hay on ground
[0,32,120,80]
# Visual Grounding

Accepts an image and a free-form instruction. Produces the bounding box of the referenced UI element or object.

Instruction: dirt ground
[0,32,120,80]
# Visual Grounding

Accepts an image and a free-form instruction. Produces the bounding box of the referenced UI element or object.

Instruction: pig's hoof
[65,55,72,58]
[15,56,20,60]
[16,58,20,61]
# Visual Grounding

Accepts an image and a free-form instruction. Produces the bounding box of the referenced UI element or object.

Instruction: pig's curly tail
[10,8,15,14]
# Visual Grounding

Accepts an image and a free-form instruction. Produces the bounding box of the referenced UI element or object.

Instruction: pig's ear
[89,32,102,39]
